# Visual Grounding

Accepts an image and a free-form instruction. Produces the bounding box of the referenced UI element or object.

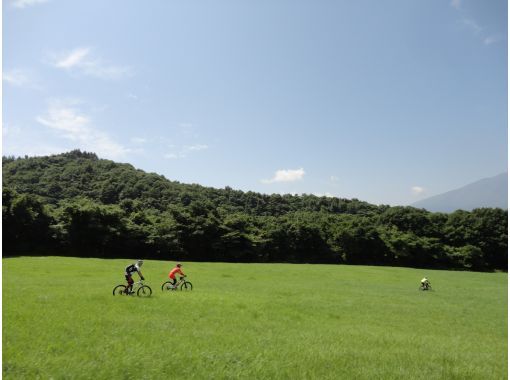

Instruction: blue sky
[3,0,507,206]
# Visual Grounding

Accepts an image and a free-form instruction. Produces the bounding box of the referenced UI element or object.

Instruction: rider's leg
[126,275,134,294]
[171,277,177,288]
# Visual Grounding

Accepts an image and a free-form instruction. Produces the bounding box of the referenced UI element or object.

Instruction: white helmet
[137,259,144,266]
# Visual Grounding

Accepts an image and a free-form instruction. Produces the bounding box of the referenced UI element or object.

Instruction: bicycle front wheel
[161,281,173,291]
[180,281,193,291]
[137,285,152,297]
[113,285,127,296]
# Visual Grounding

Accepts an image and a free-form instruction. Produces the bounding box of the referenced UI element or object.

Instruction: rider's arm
[138,270,145,280]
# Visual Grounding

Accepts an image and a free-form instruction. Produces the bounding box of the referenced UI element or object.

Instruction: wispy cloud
[11,0,48,8]
[484,35,501,45]
[261,168,305,184]
[3,122,69,157]
[130,137,147,144]
[36,100,130,159]
[450,0,461,10]
[313,192,335,198]
[3,69,31,86]
[164,143,209,159]
[185,144,208,152]
[461,18,482,35]
[49,47,132,80]
[451,2,503,46]
[411,186,425,195]
[54,47,90,69]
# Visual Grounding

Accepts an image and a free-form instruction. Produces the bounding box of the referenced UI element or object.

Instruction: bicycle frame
[170,276,186,288]
[127,280,145,292]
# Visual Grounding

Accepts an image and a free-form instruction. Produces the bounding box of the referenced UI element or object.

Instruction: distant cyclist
[420,277,431,290]
[168,262,185,288]
[125,260,145,294]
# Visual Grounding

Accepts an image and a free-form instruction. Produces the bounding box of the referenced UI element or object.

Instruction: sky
[3,0,508,206]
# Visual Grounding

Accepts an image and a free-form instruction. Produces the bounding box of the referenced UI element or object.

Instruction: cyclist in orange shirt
[168,263,185,288]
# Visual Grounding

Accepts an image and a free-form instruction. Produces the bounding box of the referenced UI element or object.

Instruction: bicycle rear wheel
[137,285,152,297]
[161,281,174,291]
[180,281,193,291]
[113,285,127,296]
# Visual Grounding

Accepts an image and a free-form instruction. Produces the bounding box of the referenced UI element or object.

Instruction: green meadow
[3,257,507,379]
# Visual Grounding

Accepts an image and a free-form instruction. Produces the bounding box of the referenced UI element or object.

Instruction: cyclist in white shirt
[420,277,431,290]
[124,260,145,294]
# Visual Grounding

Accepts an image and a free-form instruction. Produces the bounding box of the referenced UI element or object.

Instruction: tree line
[3,150,507,271]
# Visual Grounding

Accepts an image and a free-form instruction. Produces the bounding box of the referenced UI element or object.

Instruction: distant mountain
[412,173,508,212]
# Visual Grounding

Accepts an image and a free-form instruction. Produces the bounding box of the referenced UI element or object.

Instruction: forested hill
[3,150,508,271]
[2,151,380,216]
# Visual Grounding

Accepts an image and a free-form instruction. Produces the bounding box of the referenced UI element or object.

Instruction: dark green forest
[3,150,507,271]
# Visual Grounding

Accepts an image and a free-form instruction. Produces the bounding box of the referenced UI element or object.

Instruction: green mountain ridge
[2,150,507,271]
[2,150,380,216]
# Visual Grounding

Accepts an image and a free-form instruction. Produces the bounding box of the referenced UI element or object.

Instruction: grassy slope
[3,257,507,379]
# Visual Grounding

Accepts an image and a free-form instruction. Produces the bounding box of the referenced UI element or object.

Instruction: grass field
[3,257,507,379]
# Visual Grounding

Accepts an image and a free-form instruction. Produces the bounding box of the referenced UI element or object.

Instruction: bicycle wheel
[180,281,193,291]
[161,281,173,291]
[137,285,152,297]
[113,285,127,296]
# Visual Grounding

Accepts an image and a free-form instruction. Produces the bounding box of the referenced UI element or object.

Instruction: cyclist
[420,277,431,290]
[125,260,145,294]
[168,262,185,288]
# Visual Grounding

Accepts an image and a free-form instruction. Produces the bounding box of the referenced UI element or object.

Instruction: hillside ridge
[2,150,507,271]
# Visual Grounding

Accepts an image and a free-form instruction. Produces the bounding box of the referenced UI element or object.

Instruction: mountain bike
[113,280,152,297]
[161,276,193,291]
[419,283,433,291]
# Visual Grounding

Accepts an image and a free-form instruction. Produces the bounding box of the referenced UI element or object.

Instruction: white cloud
[3,69,30,86]
[163,143,208,159]
[461,18,482,35]
[184,144,208,152]
[4,143,68,157]
[11,0,48,8]
[3,122,69,157]
[450,0,461,10]
[452,5,503,46]
[313,192,335,198]
[411,186,425,195]
[49,47,132,80]
[330,175,339,182]
[36,100,129,159]
[484,35,501,45]
[54,47,90,69]
[130,137,147,144]
[261,168,305,184]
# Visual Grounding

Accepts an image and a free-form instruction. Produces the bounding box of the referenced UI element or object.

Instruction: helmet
[176,262,182,267]
[137,259,144,266]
